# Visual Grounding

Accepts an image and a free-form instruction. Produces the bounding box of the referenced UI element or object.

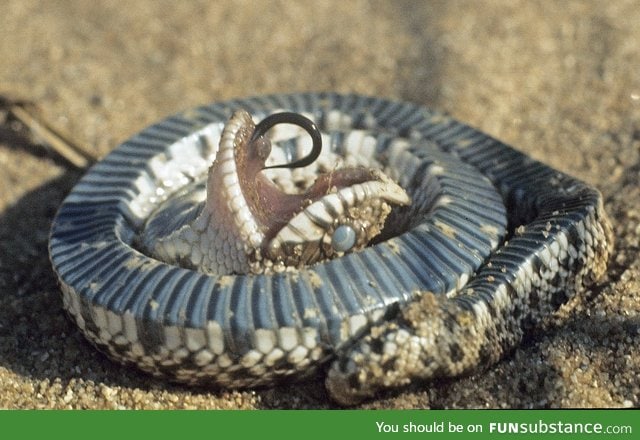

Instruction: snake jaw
[147,109,410,275]
[218,109,411,273]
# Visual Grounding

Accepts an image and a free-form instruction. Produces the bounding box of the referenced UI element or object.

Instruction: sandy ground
[1,0,639,409]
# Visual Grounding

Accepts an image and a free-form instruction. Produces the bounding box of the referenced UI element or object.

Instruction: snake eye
[331,225,357,253]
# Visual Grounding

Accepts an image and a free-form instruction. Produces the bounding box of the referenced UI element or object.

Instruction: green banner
[1,410,637,440]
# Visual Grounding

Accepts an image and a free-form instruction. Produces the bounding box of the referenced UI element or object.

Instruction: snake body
[49,93,612,404]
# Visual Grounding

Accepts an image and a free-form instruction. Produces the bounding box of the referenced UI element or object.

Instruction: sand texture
[1,0,639,409]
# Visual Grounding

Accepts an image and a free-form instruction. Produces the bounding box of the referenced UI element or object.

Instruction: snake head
[214,109,410,273]
[265,167,410,269]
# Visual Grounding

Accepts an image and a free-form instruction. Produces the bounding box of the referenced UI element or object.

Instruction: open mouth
[140,109,410,275]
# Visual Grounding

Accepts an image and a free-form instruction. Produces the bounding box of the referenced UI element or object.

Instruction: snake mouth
[230,111,391,243]
[141,109,410,275]
[213,110,411,272]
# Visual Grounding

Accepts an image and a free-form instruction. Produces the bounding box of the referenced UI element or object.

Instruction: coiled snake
[49,93,613,405]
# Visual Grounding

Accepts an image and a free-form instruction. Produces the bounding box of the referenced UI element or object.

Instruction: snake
[48,92,613,405]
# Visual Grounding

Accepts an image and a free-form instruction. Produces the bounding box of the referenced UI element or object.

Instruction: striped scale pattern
[48,93,612,403]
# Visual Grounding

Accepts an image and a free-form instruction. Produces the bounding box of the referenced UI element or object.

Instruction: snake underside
[49,93,613,405]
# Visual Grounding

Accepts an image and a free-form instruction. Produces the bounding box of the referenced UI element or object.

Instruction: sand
[1,0,639,409]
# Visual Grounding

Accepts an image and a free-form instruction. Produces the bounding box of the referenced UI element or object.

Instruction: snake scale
[48,93,613,405]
